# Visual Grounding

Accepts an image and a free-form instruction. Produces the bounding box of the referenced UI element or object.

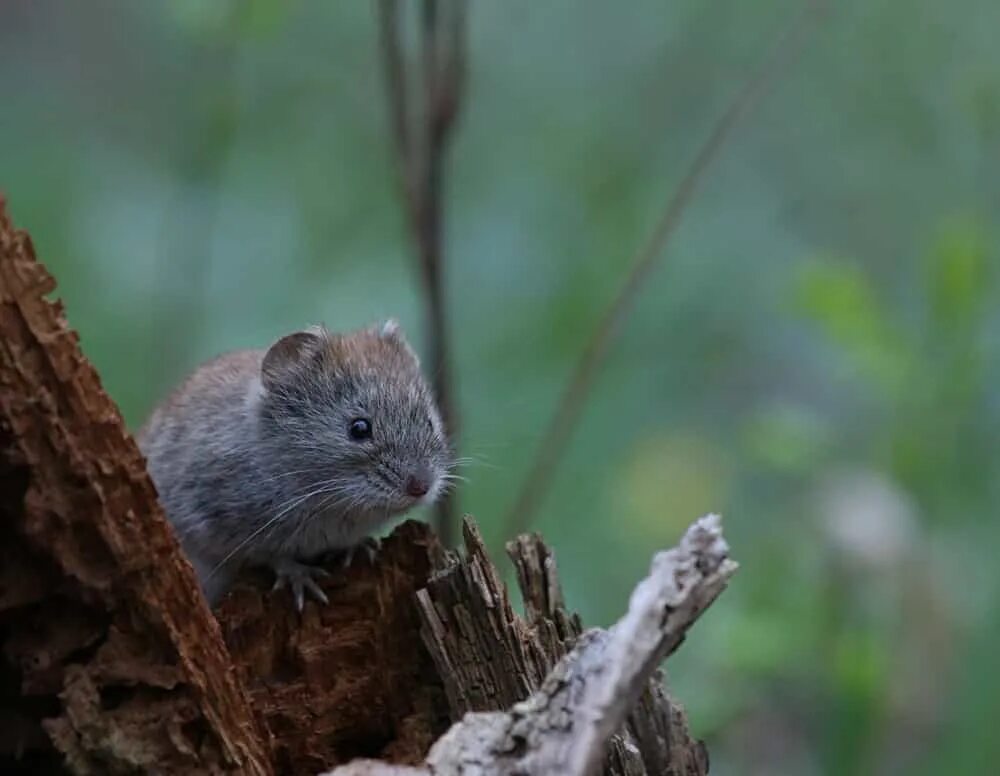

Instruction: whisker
[254,467,330,485]
[207,483,344,578]
[449,455,499,471]
[280,488,354,554]
[267,483,367,558]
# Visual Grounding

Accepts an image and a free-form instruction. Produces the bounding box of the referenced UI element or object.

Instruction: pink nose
[405,475,430,498]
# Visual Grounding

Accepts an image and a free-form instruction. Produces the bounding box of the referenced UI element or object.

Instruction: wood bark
[0,195,735,775]
[0,196,273,774]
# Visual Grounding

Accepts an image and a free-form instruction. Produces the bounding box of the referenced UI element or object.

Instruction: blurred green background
[2,1,999,773]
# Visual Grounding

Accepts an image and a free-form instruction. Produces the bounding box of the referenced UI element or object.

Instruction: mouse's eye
[348,418,373,441]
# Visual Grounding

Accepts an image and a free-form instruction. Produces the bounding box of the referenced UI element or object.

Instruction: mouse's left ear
[261,327,324,391]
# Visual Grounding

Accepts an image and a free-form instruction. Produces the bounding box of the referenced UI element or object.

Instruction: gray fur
[137,322,450,605]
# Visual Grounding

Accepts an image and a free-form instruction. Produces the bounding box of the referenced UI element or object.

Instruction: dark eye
[348,418,372,441]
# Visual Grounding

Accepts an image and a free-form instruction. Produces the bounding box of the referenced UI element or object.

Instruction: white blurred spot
[817,469,918,568]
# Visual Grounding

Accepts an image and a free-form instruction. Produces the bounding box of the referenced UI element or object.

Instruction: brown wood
[216,522,451,773]
[0,197,273,775]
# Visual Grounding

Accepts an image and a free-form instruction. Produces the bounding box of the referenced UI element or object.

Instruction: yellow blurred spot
[620,433,728,541]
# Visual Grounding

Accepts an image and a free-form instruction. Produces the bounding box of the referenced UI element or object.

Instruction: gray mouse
[137,320,451,609]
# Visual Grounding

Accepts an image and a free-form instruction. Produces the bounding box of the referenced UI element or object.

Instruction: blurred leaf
[795,258,910,394]
[721,608,814,676]
[167,0,289,41]
[741,403,833,474]
[167,0,239,36]
[832,627,889,700]
[925,215,992,332]
[824,626,889,774]
[239,0,292,36]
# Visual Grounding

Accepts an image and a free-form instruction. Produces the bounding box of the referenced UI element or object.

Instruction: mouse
[137,319,451,610]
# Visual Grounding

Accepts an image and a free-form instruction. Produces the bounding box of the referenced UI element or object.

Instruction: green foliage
[796,258,909,393]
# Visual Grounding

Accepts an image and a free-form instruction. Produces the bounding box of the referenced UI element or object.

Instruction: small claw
[302,576,329,605]
[342,537,380,569]
[270,558,331,611]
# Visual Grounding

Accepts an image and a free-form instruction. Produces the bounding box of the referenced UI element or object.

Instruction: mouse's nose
[405,473,430,498]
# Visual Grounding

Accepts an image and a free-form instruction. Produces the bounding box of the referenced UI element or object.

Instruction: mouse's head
[257,320,451,515]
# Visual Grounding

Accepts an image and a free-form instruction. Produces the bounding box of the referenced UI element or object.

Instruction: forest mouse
[137,320,451,610]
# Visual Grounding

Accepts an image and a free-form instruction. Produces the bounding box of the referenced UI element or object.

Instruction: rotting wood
[414,520,581,715]
[0,197,273,774]
[215,521,451,773]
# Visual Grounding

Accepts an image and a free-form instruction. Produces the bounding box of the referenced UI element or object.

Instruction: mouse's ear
[372,318,403,339]
[370,318,419,363]
[261,329,322,391]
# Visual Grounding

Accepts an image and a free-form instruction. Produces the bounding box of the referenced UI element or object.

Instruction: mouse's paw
[341,536,380,569]
[270,558,331,612]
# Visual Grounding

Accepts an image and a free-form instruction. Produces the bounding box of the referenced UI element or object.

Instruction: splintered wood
[331,515,735,776]
[332,515,736,776]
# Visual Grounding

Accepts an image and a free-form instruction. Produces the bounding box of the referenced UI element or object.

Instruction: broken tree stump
[0,194,736,775]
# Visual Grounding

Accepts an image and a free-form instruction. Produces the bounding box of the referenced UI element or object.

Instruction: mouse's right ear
[261,330,321,391]
[368,318,419,363]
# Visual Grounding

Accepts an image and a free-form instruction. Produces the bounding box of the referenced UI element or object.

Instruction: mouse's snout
[405,467,433,498]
